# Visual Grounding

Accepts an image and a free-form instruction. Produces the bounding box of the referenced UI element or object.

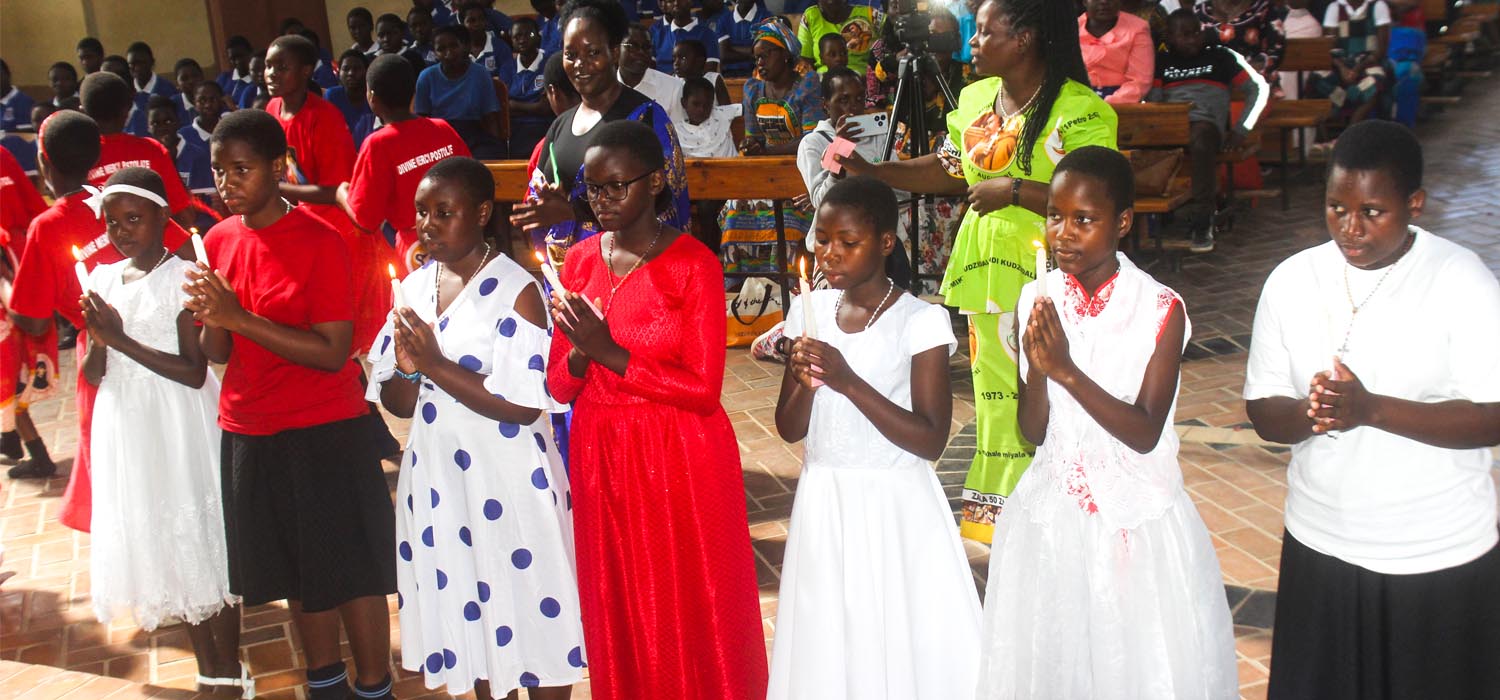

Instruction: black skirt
[220,416,396,612]
[1268,529,1500,700]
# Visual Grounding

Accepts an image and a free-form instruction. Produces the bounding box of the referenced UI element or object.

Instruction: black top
[540,86,657,191]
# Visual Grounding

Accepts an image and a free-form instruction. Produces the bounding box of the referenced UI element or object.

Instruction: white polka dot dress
[367,254,585,697]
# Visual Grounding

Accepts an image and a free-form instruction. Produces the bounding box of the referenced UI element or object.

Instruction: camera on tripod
[889,1,963,56]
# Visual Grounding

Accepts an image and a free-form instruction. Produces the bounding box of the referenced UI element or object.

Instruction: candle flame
[190,226,199,235]
[1032,239,1045,250]
[71,245,84,262]
[799,255,808,280]
[534,251,546,264]
[387,263,398,279]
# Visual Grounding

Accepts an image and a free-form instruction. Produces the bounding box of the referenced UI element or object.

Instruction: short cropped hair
[820,66,863,99]
[77,37,105,54]
[173,57,203,75]
[79,71,134,122]
[210,108,287,162]
[424,157,495,208]
[681,76,715,102]
[819,32,848,48]
[820,175,899,236]
[50,62,78,79]
[1330,119,1423,196]
[146,93,177,113]
[226,35,253,52]
[581,119,673,219]
[196,80,224,98]
[126,41,154,58]
[543,52,577,97]
[1052,145,1135,215]
[102,166,168,203]
[367,54,416,107]
[512,15,541,34]
[675,38,706,60]
[560,0,631,46]
[339,48,370,67]
[376,13,405,29]
[434,24,470,45]
[40,110,102,177]
[347,7,374,24]
[270,35,318,68]
[299,29,324,49]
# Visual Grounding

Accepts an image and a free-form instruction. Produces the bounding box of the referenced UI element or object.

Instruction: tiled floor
[4,79,1499,699]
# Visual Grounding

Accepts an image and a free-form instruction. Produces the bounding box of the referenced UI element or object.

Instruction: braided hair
[984,0,1091,175]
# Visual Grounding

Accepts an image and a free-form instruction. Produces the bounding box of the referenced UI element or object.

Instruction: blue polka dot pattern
[397,592,404,609]
[527,354,545,371]
[511,548,533,569]
[430,489,440,508]
[421,402,437,423]
[438,317,450,331]
[478,277,499,295]
[443,649,457,669]
[458,354,482,371]
[380,335,391,354]
[520,672,540,687]
[464,601,481,621]
[421,526,435,547]
[409,451,418,467]
[406,494,414,512]
[454,449,471,470]
[437,569,449,589]
[425,652,443,674]
[531,467,549,489]
[498,317,517,337]
[478,581,491,602]
[499,421,520,438]
[540,597,561,618]
[495,625,513,646]
[458,527,472,546]
[533,434,546,452]
[483,499,503,520]
[398,541,412,561]
[568,646,585,668]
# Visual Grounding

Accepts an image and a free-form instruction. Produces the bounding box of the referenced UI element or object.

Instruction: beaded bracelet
[394,367,423,382]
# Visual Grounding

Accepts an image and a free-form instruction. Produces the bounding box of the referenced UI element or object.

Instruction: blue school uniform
[415,62,501,122]
[507,51,550,158]
[471,32,514,79]
[432,1,457,27]
[721,3,768,77]
[622,0,660,23]
[485,8,513,37]
[1,135,37,175]
[312,59,340,91]
[177,117,214,152]
[237,84,268,109]
[413,41,438,66]
[323,86,377,149]
[174,139,219,231]
[0,88,35,132]
[539,15,562,56]
[650,16,721,74]
[216,70,255,107]
[126,75,180,137]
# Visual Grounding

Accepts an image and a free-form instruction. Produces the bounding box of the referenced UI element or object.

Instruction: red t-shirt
[88,133,193,214]
[0,148,47,255]
[346,117,470,271]
[11,192,189,326]
[205,206,367,435]
[267,93,355,216]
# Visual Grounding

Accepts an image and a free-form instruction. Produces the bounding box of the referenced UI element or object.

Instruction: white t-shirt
[620,68,689,126]
[1244,227,1500,574]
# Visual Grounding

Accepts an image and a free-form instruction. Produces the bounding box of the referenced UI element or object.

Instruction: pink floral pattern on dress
[1063,463,1099,515]
[1064,271,1120,318]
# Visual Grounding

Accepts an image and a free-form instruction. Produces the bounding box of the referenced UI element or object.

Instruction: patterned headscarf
[752,16,800,58]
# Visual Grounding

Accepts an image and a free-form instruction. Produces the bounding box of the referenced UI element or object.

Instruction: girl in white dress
[81,168,245,696]
[771,176,981,700]
[368,158,582,700]
[976,147,1235,699]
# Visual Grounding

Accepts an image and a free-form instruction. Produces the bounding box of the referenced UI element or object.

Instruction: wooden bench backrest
[1114,102,1191,148]
[488,155,805,202]
[725,77,747,106]
[1280,36,1337,73]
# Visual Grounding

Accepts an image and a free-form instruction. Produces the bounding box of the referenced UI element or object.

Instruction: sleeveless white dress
[89,256,235,630]
[977,255,1237,699]
[367,254,584,697]
[769,291,982,700]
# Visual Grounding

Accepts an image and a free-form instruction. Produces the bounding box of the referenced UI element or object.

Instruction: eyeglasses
[583,170,656,202]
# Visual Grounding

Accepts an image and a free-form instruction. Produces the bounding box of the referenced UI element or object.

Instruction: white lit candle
[798,255,818,340]
[1033,240,1048,298]
[190,229,210,270]
[534,251,602,318]
[71,246,90,294]
[388,263,405,310]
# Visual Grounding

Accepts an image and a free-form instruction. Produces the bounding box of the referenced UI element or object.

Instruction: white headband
[82,184,169,218]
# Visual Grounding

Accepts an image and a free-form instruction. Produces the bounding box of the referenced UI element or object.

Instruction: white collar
[473,32,497,58]
[1,87,19,103]
[174,139,185,158]
[136,74,158,93]
[192,118,213,142]
[671,17,700,32]
[1335,0,1375,19]
[232,68,251,83]
[180,92,193,109]
[734,4,759,22]
[516,51,545,73]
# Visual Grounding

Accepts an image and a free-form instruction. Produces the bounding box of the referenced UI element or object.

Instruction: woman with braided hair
[839,0,1118,546]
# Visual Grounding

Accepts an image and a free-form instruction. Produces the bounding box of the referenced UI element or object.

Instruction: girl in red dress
[546,119,768,700]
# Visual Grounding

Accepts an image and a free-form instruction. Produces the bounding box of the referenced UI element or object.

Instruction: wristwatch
[775,336,795,357]
[1011,177,1023,207]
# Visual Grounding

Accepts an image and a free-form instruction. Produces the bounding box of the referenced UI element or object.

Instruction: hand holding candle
[534,251,602,318]
[190,228,210,270]
[1033,239,1048,298]
[71,246,91,294]
[388,263,405,310]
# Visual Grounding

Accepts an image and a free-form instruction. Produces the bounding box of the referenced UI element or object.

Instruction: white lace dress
[977,255,1236,699]
[366,255,584,697]
[769,291,982,700]
[89,256,235,630]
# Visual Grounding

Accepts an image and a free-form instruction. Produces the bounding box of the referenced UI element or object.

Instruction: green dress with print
[938,77,1117,543]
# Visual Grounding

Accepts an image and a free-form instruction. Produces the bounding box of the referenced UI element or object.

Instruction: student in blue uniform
[0,59,34,132]
[296,30,341,93]
[324,50,378,149]
[0,103,45,178]
[172,59,205,124]
[408,7,439,65]
[178,81,222,152]
[533,0,563,55]
[48,62,80,108]
[719,0,768,77]
[348,7,378,57]
[77,37,106,76]
[147,95,217,230]
[461,2,513,78]
[476,0,515,39]
[650,0,721,73]
[237,52,270,110]
[375,13,428,74]
[125,42,178,137]
[416,24,505,159]
[507,16,553,159]
[215,35,255,107]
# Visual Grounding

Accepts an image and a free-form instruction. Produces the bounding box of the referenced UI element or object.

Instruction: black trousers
[1185,121,1222,226]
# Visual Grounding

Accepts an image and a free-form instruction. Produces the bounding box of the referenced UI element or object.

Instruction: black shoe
[1190,227,1215,253]
[0,431,21,461]
[7,458,57,479]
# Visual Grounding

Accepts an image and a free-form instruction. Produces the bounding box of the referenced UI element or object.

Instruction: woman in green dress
[839,0,1118,543]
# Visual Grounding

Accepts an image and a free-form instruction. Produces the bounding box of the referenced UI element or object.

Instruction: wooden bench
[1254,37,1337,210]
[487,156,808,308]
[1114,103,1193,260]
[725,77,747,106]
